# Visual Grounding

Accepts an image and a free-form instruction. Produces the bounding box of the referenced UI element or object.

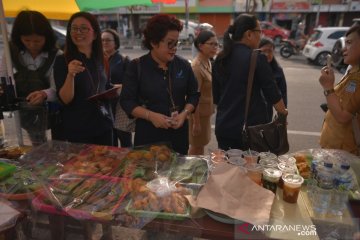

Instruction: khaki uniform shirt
[191,56,214,116]
[320,65,360,155]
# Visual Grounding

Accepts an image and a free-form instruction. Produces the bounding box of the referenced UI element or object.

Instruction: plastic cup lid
[277,162,296,173]
[226,149,243,157]
[243,150,259,156]
[259,152,277,160]
[228,157,247,166]
[282,173,304,187]
[259,159,278,168]
[263,168,282,178]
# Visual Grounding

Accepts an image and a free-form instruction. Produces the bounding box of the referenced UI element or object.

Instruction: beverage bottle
[334,163,352,190]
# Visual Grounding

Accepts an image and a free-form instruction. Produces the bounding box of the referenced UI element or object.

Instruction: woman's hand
[192,122,201,136]
[68,60,85,78]
[319,66,335,90]
[148,112,172,129]
[26,91,47,105]
[170,111,188,129]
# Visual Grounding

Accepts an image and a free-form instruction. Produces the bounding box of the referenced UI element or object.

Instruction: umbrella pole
[0,0,24,146]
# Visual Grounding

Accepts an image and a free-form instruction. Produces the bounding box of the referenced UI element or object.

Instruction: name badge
[346,80,357,93]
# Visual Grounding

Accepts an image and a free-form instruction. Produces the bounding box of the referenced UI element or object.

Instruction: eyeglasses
[162,39,180,49]
[102,39,114,43]
[204,42,221,48]
[252,29,262,33]
[70,26,92,34]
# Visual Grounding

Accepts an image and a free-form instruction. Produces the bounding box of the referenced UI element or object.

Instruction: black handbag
[242,51,289,155]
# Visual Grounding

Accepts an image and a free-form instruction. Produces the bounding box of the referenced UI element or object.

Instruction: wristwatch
[324,88,335,96]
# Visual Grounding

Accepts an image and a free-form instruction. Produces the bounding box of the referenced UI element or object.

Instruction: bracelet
[324,88,335,96]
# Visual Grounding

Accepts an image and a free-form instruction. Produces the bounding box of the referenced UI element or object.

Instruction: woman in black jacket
[259,37,288,119]
[120,14,199,154]
[212,14,288,150]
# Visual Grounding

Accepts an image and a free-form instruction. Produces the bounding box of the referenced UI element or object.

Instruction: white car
[179,20,213,44]
[303,27,349,66]
[179,20,197,43]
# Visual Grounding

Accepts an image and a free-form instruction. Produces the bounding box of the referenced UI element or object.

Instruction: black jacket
[212,44,282,139]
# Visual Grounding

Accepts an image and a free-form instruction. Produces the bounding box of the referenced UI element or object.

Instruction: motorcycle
[279,39,304,58]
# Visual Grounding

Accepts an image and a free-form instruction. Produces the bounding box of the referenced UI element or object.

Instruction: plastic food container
[0,162,16,180]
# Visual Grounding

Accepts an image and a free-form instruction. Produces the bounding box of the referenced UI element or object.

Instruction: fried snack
[143,151,154,161]
[171,192,187,214]
[127,151,143,161]
[131,178,147,192]
[294,154,307,163]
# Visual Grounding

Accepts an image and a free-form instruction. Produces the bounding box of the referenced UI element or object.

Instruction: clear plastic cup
[278,155,296,166]
[282,173,304,203]
[226,149,243,158]
[259,158,278,169]
[228,156,247,167]
[242,150,259,164]
[259,152,277,161]
[245,163,263,186]
[262,168,282,194]
[277,162,297,189]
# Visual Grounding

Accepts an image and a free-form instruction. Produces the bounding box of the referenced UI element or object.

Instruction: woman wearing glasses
[53,12,113,145]
[212,14,288,150]
[259,37,288,119]
[101,29,132,148]
[188,30,218,155]
[120,14,199,154]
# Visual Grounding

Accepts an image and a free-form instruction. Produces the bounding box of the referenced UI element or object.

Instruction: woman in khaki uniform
[319,23,360,155]
[189,30,219,155]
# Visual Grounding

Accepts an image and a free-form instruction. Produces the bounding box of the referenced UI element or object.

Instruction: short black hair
[102,29,120,50]
[11,10,56,52]
[194,30,216,51]
[142,14,183,50]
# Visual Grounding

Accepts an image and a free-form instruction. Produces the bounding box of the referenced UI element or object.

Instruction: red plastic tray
[32,174,130,221]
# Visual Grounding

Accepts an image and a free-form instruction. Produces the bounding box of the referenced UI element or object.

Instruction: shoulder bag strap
[352,113,360,150]
[243,50,258,129]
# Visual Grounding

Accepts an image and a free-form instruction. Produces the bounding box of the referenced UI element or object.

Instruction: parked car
[303,27,349,66]
[260,21,290,45]
[179,20,213,44]
[332,18,360,73]
[179,20,197,44]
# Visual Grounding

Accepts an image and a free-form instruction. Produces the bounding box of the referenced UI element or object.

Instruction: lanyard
[81,56,100,95]
[165,68,176,111]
